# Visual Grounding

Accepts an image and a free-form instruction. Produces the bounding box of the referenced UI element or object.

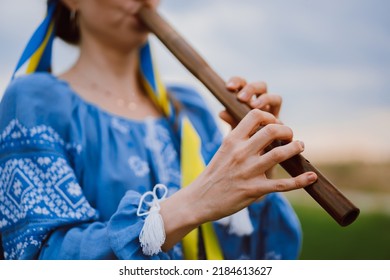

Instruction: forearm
[159,183,203,251]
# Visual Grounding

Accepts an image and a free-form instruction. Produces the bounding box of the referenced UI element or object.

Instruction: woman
[0,0,317,260]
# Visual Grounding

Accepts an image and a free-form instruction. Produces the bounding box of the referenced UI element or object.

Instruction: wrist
[159,184,203,251]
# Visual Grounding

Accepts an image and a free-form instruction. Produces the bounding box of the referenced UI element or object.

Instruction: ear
[60,0,80,12]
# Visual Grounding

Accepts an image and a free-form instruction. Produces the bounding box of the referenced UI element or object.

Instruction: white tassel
[139,205,165,255]
[217,208,254,236]
[137,184,168,256]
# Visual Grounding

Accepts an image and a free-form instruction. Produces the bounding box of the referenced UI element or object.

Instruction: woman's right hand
[193,109,317,222]
[160,109,317,250]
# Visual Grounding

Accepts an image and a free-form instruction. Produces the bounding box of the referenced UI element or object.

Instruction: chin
[116,31,149,51]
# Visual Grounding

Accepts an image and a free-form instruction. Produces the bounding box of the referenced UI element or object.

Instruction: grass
[293,204,390,260]
[273,161,390,259]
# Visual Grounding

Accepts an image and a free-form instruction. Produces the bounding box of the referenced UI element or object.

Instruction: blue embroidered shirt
[0,73,302,260]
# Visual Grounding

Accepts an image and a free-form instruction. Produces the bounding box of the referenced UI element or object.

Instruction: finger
[226,76,247,92]
[257,172,318,195]
[250,94,282,116]
[237,81,268,102]
[247,123,294,152]
[219,110,239,128]
[255,140,305,171]
[250,93,282,109]
[230,109,277,139]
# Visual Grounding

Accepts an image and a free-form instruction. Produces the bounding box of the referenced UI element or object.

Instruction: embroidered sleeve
[0,119,180,260]
[0,119,97,259]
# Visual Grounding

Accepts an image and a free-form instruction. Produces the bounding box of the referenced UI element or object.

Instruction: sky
[0,0,389,163]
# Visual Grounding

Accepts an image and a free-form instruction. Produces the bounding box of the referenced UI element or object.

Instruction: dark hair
[51,0,80,45]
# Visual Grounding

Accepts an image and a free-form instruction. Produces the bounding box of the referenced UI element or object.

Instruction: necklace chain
[82,76,140,111]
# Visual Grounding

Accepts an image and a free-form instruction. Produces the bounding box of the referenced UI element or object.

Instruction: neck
[69,34,146,99]
[59,33,165,120]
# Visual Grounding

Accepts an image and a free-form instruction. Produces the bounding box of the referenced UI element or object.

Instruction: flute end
[339,208,360,227]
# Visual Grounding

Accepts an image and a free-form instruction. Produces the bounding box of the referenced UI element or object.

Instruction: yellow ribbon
[26,22,55,74]
[181,118,223,260]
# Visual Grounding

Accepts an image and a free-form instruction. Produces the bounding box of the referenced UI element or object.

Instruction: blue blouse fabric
[0,73,302,260]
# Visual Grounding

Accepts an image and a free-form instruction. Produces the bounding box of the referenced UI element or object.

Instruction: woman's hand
[219,76,282,128]
[193,109,317,222]
[160,109,317,250]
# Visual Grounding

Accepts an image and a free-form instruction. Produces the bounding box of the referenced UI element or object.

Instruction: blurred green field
[293,204,390,260]
[275,162,390,260]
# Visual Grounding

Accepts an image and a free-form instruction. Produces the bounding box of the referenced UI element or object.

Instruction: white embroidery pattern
[111,117,130,134]
[144,119,180,186]
[128,156,150,177]
[0,119,82,154]
[0,119,95,259]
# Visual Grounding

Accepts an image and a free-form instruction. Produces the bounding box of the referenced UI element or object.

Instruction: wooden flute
[138,6,360,226]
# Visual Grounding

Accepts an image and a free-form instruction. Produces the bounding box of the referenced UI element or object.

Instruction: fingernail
[299,141,305,150]
[239,91,248,100]
[308,172,317,183]
[251,99,263,108]
[226,81,236,88]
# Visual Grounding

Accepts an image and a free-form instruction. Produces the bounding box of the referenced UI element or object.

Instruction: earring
[70,9,79,32]
[70,10,77,22]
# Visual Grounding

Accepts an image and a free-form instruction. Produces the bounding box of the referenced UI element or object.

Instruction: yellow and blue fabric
[1,0,303,260]
[13,1,57,76]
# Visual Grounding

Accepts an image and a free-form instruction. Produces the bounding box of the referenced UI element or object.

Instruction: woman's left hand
[219,76,282,127]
